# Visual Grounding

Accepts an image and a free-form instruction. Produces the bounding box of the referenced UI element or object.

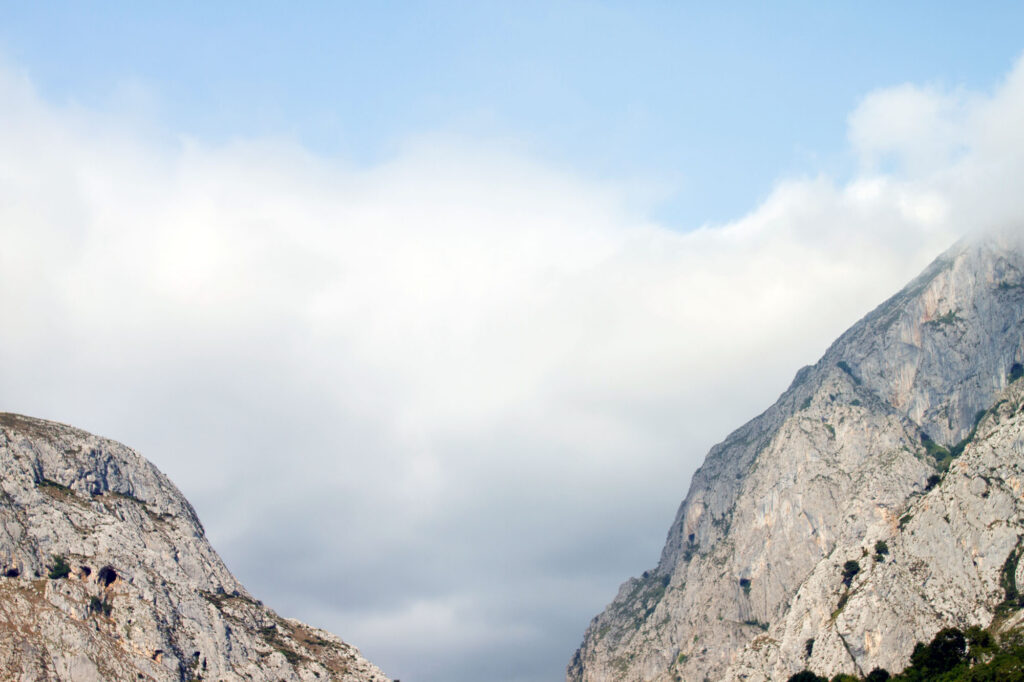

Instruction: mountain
[568,230,1024,681]
[0,412,390,682]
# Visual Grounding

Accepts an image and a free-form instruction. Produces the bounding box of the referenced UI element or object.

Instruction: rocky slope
[568,230,1024,681]
[0,412,390,682]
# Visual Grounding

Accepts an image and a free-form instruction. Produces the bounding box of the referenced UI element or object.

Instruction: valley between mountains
[4,232,1024,682]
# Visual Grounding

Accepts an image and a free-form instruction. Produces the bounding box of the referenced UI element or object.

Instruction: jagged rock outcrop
[731,378,1024,679]
[569,230,1024,682]
[0,412,390,682]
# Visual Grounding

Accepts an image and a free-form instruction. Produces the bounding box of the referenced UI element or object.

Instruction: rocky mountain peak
[569,230,1024,682]
[0,412,390,682]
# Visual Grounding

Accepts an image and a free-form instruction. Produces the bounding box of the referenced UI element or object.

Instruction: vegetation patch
[611,653,634,674]
[833,591,849,617]
[200,590,229,607]
[642,578,669,620]
[199,589,263,621]
[103,491,173,528]
[616,571,671,628]
[841,560,861,587]
[258,622,306,667]
[276,646,302,665]
[88,595,113,617]
[996,537,1024,616]
[186,650,206,682]
[912,397,1002,491]
[786,624,1022,681]
[1011,363,1024,383]
[36,477,84,505]
[944,408,989,461]
[38,477,72,493]
[920,434,953,470]
[926,310,961,327]
[47,554,70,580]
[109,490,146,504]
[711,512,733,535]
[0,413,65,444]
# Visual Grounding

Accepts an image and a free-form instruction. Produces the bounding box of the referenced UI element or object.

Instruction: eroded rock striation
[569,230,1024,681]
[0,412,390,682]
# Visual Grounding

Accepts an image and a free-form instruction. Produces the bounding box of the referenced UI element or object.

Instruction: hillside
[0,412,390,682]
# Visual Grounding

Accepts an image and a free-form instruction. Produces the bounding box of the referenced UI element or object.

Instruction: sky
[1,4,1024,682]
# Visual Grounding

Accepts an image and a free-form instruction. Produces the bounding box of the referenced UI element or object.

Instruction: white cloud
[848,83,969,175]
[3,53,1024,682]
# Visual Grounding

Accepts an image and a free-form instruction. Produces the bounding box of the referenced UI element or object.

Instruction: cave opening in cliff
[98,565,117,587]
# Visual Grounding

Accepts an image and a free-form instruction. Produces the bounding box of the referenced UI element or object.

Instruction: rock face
[0,412,390,682]
[568,230,1024,682]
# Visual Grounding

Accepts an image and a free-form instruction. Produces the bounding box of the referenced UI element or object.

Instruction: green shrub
[921,434,952,468]
[1011,363,1024,382]
[908,627,966,674]
[928,311,960,326]
[965,624,994,652]
[874,540,890,561]
[841,560,860,587]
[794,623,1024,681]
[88,595,112,616]
[48,554,70,580]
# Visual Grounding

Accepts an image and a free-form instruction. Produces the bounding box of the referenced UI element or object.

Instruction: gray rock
[568,229,1024,682]
[0,412,390,682]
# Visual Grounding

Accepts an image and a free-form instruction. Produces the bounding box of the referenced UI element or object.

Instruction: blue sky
[2,4,1024,682]
[4,2,1022,227]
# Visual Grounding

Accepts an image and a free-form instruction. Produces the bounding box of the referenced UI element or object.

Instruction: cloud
[2,53,1024,682]
[846,54,1024,234]
[848,83,970,175]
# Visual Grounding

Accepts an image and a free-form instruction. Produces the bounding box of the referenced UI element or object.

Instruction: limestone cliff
[568,230,1024,681]
[0,412,390,682]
